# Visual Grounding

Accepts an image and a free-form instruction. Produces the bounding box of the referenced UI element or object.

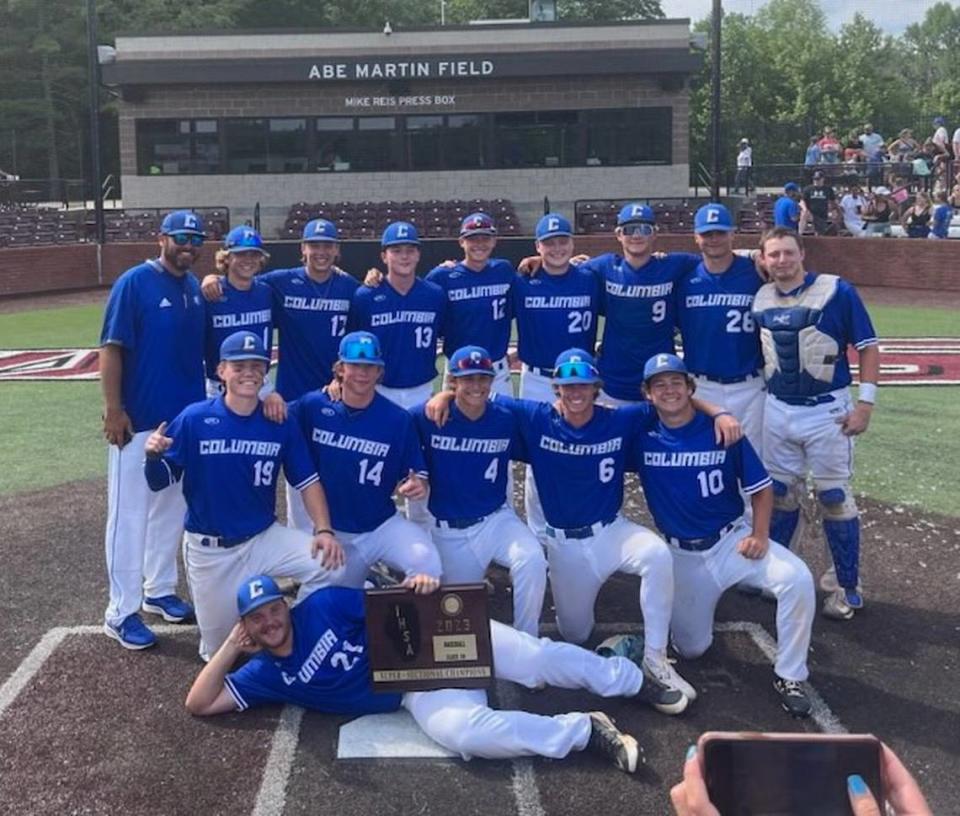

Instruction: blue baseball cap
[224,226,268,254]
[160,210,206,236]
[338,331,385,366]
[535,213,573,240]
[694,203,734,234]
[460,212,497,237]
[381,221,420,247]
[448,345,495,377]
[237,575,285,617]
[617,203,656,226]
[302,218,339,243]
[552,348,601,385]
[220,331,271,363]
[643,352,689,383]
[784,182,800,193]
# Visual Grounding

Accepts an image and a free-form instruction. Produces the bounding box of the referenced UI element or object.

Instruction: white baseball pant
[183,522,342,661]
[104,430,185,628]
[691,375,765,459]
[517,364,555,538]
[403,619,643,760]
[334,513,443,588]
[544,515,674,656]
[668,519,815,681]
[433,506,548,636]
[490,356,514,397]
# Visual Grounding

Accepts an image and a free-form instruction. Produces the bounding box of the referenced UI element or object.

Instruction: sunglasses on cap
[456,355,493,371]
[341,339,381,361]
[620,223,655,237]
[556,361,598,380]
[169,233,204,247]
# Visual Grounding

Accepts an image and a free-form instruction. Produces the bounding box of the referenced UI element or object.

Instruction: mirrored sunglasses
[170,233,204,247]
[342,340,380,361]
[456,355,493,371]
[620,223,655,237]
[556,361,598,380]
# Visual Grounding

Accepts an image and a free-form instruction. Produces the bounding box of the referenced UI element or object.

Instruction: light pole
[86,0,105,243]
[710,0,722,202]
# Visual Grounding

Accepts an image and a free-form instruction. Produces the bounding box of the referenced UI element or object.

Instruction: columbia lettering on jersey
[350,279,445,389]
[100,259,205,432]
[144,397,317,540]
[512,265,601,370]
[674,256,765,379]
[498,396,655,529]
[632,412,771,541]
[294,391,427,533]
[411,401,520,520]
[426,260,515,359]
[203,279,274,383]
[259,268,359,401]
[580,253,700,400]
[226,588,401,715]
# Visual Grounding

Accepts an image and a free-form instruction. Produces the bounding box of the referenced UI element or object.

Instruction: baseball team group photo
[1,1,958,815]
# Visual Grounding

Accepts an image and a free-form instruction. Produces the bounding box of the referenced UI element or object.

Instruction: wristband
[313,528,334,537]
[857,383,877,404]
[713,411,733,418]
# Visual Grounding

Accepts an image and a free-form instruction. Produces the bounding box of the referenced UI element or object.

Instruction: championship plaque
[364,583,494,692]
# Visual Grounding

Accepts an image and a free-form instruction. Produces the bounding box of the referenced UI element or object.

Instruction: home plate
[337,710,457,758]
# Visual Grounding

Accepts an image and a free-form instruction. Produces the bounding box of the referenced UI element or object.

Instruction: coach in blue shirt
[773,183,801,231]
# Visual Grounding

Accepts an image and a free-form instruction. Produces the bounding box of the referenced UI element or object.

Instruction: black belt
[774,393,836,407]
[545,516,617,540]
[668,521,738,552]
[436,516,487,530]
[198,534,249,549]
[694,371,761,385]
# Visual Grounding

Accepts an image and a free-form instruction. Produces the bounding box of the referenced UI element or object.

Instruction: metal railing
[0,178,87,208]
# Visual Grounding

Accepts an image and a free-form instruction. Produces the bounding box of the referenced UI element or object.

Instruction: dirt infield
[0,477,956,815]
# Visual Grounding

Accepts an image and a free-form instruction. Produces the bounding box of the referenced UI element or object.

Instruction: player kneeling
[186,573,682,773]
[633,354,816,718]
[144,331,346,662]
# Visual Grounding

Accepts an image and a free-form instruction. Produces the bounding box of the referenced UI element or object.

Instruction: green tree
[900,2,960,117]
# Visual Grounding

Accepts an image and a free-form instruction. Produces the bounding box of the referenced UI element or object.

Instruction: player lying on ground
[427,348,743,706]
[143,330,345,661]
[633,353,816,718]
[185,573,687,773]
[410,345,547,636]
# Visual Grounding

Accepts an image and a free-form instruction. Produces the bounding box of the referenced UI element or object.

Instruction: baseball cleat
[586,712,641,773]
[142,594,195,623]
[773,676,812,718]
[104,613,157,650]
[642,653,698,702]
[821,588,859,621]
[819,565,839,593]
[635,669,689,715]
[595,633,644,661]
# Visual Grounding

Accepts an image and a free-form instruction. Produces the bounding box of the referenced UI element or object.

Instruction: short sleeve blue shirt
[203,278,274,382]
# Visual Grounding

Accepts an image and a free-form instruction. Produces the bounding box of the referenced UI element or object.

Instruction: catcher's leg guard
[818,486,860,593]
[771,479,802,549]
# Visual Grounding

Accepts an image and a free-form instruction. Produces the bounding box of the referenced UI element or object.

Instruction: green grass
[0,300,957,517]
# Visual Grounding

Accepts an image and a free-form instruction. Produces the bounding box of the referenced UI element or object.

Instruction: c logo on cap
[397,225,409,238]
[184,214,198,229]
[314,221,327,234]
[548,217,560,231]
[243,335,257,351]
[247,579,264,600]
[706,208,720,223]
[632,205,644,217]
[656,353,670,368]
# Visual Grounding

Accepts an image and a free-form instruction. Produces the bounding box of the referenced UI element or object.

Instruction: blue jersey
[753,273,878,398]
[426,260,514,360]
[260,268,359,401]
[931,203,951,238]
[512,265,602,369]
[674,256,765,379]
[100,259,205,433]
[144,396,317,540]
[498,396,655,528]
[632,412,771,540]
[773,196,800,230]
[226,587,401,715]
[581,253,699,400]
[293,391,427,533]
[203,278,274,382]
[350,279,445,389]
[410,401,520,520]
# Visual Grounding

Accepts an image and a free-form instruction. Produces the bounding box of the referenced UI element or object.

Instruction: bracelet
[857,382,877,404]
[313,528,334,537]
[713,411,733,418]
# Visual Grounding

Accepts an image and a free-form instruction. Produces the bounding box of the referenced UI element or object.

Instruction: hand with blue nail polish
[847,744,932,816]
[669,745,720,816]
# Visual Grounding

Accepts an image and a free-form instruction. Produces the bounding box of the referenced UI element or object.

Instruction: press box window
[137,119,220,174]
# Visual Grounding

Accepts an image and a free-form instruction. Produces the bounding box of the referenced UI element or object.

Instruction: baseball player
[633,353,816,717]
[291,331,443,589]
[201,219,359,528]
[674,203,766,458]
[512,212,602,538]
[428,348,742,705]
[410,345,547,636]
[143,331,345,661]
[425,212,516,397]
[99,209,205,650]
[186,573,688,773]
[753,228,879,621]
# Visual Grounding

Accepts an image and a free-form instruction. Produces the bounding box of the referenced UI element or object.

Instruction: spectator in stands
[803,136,821,184]
[773,183,801,230]
[929,191,952,239]
[903,192,933,239]
[887,129,919,183]
[733,138,753,194]
[818,127,842,165]
[843,130,864,165]
[930,117,952,187]
[799,170,841,235]
[948,182,960,209]
[953,124,960,170]
[860,124,886,187]
[861,187,899,237]
[839,182,867,236]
